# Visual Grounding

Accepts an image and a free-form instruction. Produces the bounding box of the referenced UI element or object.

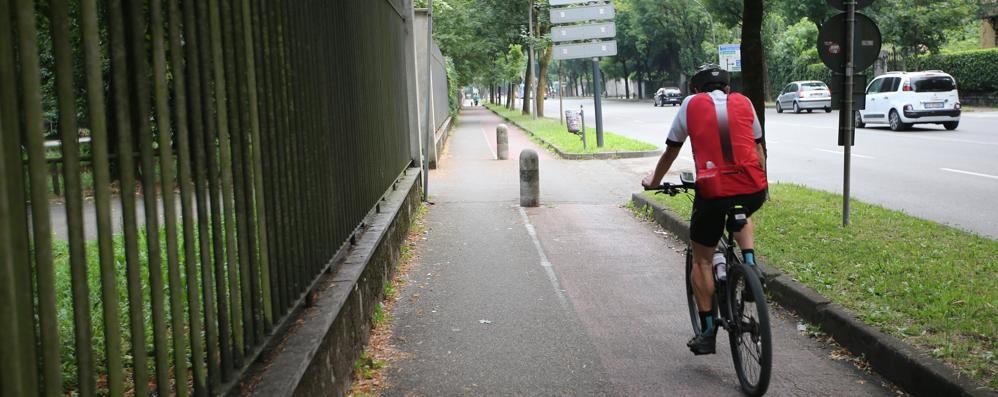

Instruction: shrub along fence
[0,0,412,396]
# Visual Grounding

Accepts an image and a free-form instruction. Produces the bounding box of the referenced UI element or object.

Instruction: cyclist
[641,64,768,355]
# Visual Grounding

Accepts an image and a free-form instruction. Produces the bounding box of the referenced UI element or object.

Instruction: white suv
[856,71,961,131]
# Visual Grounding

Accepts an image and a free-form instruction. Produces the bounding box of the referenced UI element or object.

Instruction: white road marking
[481,128,497,159]
[518,206,570,310]
[940,168,998,180]
[814,148,875,159]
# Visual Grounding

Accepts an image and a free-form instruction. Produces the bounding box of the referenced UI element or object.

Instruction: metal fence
[0,0,412,395]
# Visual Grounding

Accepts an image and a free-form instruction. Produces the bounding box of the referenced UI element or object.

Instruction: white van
[856,71,961,131]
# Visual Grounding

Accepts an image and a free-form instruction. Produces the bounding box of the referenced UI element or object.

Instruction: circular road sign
[826,0,874,11]
[817,12,882,72]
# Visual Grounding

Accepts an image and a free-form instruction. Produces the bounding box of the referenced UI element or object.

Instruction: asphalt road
[385,107,898,396]
[533,97,998,238]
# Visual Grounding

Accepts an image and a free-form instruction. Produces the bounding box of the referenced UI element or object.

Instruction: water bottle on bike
[713,249,727,282]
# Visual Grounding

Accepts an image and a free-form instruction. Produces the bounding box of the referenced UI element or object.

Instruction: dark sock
[698,311,714,334]
[742,249,756,265]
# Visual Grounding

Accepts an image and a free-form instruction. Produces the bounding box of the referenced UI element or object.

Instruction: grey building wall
[414,9,451,168]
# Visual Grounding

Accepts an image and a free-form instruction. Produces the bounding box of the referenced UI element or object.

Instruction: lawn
[486,103,657,154]
[643,183,997,389]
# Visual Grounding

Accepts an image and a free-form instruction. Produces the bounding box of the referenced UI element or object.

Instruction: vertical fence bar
[80,0,121,394]
[150,0,190,394]
[233,0,268,340]
[182,0,222,389]
[168,0,208,393]
[106,0,148,393]
[208,0,246,368]
[196,0,236,381]
[264,0,292,315]
[12,1,46,394]
[123,0,172,392]
[46,0,89,393]
[246,0,274,330]
[220,0,255,352]
[0,1,30,394]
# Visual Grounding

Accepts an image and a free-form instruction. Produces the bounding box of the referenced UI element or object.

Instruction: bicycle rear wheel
[684,248,703,335]
[726,262,772,396]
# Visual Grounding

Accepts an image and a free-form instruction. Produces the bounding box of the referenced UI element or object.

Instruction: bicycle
[646,172,772,396]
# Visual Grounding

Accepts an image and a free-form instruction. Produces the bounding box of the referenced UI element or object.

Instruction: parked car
[856,71,961,131]
[654,87,682,107]
[776,81,832,113]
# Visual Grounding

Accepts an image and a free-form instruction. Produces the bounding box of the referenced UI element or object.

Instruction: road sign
[553,40,617,60]
[550,4,615,24]
[552,22,616,43]
[718,44,741,72]
[826,0,874,11]
[817,12,882,72]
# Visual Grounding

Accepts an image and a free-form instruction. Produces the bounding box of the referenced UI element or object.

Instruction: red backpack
[685,92,768,199]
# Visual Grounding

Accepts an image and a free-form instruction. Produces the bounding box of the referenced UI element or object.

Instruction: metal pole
[559,60,564,125]
[423,0,433,201]
[592,57,604,148]
[843,0,856,226]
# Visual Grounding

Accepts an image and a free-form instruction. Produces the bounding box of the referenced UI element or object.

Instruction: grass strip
[643,183,997,389]
[485,103,657,154]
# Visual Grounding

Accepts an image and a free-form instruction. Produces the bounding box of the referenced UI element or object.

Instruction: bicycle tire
[684,248,703,335]
[726,262,772,396]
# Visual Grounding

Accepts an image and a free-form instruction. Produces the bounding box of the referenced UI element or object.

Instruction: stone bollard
[520,149,539,207]
[496,124,509,160]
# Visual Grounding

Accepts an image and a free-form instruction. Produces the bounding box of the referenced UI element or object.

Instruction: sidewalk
[384,107,896,396]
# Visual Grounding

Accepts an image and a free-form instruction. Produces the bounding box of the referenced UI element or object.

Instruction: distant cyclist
[641,64,768,355]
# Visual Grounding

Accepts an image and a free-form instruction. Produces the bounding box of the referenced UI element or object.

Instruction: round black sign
[826,0,874,11]
[817,12,882,72]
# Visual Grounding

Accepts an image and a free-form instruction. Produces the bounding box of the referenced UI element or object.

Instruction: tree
[742,0,767,142]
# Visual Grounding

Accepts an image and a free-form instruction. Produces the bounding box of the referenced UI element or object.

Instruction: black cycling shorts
[690,189,767,247]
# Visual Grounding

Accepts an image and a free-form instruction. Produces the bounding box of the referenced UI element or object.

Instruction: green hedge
[910,49,998,92]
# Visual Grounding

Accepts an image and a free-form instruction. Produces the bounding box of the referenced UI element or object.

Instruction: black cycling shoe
[687,329,717,355]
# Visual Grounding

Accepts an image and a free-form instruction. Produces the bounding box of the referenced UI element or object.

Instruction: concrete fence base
[240,168,423,397]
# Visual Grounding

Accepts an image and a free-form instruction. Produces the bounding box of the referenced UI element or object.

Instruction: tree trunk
[536,44,552,118]
[637,68,644,100]
[507,82,513,109]
[522,49,534,115]
[621,59,631,99]
[742,0,767,144]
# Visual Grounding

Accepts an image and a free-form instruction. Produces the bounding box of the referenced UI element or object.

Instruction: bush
[910,49,998,92]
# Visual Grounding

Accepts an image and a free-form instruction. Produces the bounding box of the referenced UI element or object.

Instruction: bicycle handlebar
[643,181,697,196]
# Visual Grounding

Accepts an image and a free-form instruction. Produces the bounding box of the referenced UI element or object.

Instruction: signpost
[550,1,616,148]
[718,44,742,72]
[817,0,882,226]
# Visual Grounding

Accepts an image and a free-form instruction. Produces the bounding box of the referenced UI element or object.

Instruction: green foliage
[910,49,998,92]
[644,184,998,389]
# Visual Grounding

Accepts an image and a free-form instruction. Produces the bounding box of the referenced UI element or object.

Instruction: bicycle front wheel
[726,262,772,396]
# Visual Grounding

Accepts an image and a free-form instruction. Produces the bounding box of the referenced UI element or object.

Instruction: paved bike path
[385,106,895,396]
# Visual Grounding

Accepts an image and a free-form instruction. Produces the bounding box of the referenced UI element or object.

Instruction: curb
[485,106,662,160]
[630,192,996,397]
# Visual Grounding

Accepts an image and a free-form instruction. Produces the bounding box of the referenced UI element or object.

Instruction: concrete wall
[983,19,997,49]
[603,78,639,98]
[414,9,452,169]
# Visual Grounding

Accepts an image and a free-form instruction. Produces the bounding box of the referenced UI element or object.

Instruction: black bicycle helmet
[690,64,730,92]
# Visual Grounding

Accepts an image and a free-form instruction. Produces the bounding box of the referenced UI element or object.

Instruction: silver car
[776,81,832,114]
